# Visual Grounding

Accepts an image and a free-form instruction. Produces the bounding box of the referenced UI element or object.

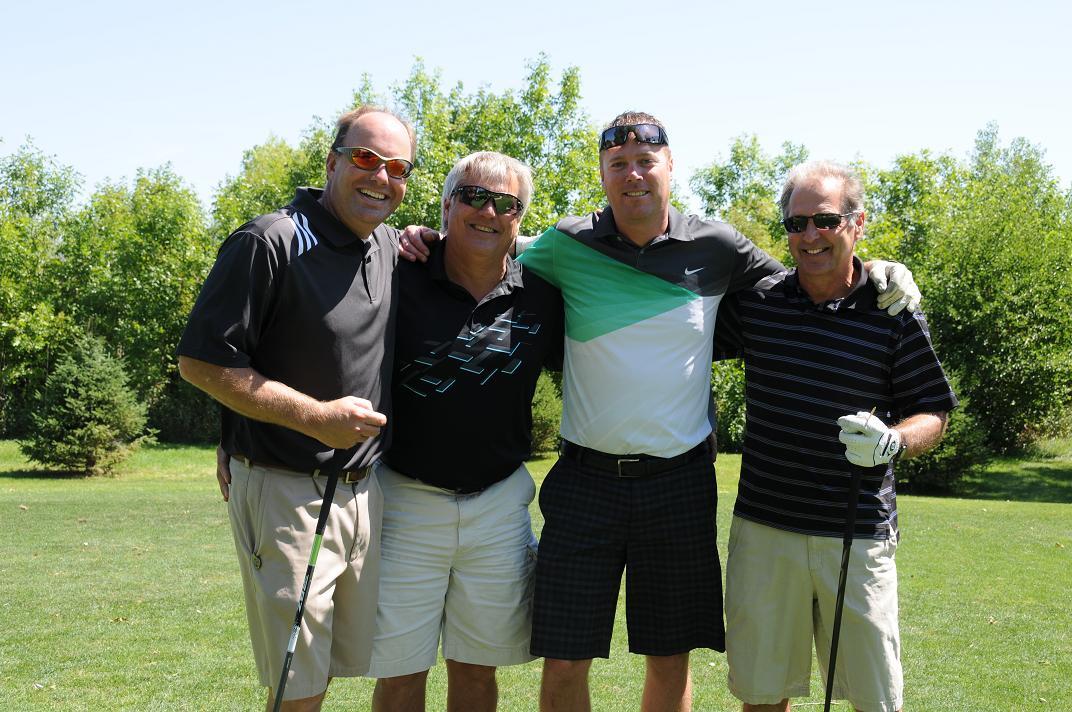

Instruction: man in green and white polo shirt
[518,112,919,712]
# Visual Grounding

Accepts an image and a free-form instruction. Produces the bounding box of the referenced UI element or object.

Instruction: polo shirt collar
[785,256,876,312]
[592,205,694,246]
[427,241,524,300]
[291,187,374,255]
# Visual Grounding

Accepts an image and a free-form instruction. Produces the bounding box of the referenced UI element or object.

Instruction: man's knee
[543,657,592,683]
[645,652,689,676]
[446,659,497,684]
[376,670,430,693]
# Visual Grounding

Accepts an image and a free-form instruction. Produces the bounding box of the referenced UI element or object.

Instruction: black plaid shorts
[530,452,725,659]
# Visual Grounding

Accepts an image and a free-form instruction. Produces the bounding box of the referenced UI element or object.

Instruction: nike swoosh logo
[684,267,705,276]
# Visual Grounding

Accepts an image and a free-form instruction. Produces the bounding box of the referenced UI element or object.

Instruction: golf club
[272,470,340,712]
[824,407,873,712]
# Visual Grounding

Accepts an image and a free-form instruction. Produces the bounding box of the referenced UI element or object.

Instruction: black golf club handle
[272,470,341,712]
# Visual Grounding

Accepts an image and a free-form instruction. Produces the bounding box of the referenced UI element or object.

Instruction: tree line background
[2,57,1070,486]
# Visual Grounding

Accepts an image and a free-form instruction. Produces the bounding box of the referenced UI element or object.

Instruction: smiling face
[785,174,864,295]
[599,136,673,245]
[443,172,523,259]
[320,111,413,239]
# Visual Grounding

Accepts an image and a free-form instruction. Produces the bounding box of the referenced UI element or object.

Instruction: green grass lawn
[2,440,1070,710]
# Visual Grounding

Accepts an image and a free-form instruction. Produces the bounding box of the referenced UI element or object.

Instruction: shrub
[896,374,992,492]
[530,369,562,455]
[148,376,219,444]
[19,333,152,476]
[711,361,746,453]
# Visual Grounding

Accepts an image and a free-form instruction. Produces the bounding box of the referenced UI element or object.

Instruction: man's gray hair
[778,160,865,218]
[441,151,534,229]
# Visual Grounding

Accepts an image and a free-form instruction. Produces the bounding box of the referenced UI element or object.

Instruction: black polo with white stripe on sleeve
[177,187,398,472]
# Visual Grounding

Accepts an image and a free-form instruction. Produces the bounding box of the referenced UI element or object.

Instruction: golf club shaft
[272,470,340,712]
[824,458,867,710]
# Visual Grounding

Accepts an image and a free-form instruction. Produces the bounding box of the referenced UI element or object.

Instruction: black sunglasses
[333,146,414,179]
[451,185,524,216]
[598,123,669,151]
[782,211,857,234]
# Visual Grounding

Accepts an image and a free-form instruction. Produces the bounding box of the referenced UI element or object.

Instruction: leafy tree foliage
[212,56,604,242]
[49,168,215,437]
[869,126,1072,452]
[690,135,806,266]
[0,144,81,433]
[20,332,151,475]
[212,134,329,240]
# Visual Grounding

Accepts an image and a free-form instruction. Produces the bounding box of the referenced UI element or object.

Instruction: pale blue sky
[5,0,1070,211]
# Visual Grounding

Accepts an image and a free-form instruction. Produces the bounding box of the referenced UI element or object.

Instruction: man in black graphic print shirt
[368,151,563,712]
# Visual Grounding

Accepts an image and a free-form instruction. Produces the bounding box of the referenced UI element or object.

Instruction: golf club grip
[272,470,341,712]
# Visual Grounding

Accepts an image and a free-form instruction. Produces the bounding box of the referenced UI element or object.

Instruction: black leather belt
[232,454,372,485]
[560,440,709,478]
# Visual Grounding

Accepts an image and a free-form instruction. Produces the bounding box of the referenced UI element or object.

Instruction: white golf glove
[837,411,904,467]
[868,261,921,315]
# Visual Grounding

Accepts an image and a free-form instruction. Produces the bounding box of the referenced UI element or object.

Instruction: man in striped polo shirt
[716,161,957,712]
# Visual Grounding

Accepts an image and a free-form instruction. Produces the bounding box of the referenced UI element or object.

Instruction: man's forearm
[177,356,324,439]
[893,412,948,458]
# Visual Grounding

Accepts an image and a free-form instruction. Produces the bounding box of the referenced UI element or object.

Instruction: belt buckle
[343,468,366,485]
[616,457,641,478]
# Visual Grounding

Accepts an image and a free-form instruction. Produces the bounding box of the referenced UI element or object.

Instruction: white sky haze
[5,0,1070,211]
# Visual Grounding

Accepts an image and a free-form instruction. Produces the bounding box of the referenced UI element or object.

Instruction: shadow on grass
[950,458,1072,504]
[0,467,93,480]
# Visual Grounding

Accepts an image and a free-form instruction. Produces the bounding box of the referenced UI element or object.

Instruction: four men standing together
[180,104,951,711]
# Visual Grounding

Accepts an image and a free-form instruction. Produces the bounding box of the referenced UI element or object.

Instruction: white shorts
[725,516,903,712]
[227,457,382,700]
[367,462,538,678]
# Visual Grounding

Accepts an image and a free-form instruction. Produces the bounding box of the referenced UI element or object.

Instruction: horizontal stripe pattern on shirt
[717,270,957,539]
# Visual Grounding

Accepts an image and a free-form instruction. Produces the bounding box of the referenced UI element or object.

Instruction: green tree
[211,132,330,240]
[50,167,215,437]
[213,57,604,241]
[690,135,807,265]
[20,332,151,476]
[0,143,81,434]
[867,126,1072,453]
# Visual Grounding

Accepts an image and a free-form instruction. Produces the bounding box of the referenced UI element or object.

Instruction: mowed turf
[1,440,1069,710]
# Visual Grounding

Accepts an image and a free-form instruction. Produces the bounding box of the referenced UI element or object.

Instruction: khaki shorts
[725,516,903,712]
[367,462,538,678]
[227,457,382,700]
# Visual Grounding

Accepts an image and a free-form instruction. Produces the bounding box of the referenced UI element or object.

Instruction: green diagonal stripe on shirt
[520,228,700,342]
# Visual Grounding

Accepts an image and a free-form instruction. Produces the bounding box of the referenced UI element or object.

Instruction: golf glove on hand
[868,261,921,315]
[838,411,904,467]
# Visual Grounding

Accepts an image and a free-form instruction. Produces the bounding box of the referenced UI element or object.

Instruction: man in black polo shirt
[177,106,415,711]
[715,161,957,712]
[368,152,563,712]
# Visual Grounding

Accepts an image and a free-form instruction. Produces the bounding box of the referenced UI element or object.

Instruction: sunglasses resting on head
[598,123,669,152]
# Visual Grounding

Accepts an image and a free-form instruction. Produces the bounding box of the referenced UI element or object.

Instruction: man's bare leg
[540,658,592,712]
[743,700,790,712]
[266,688,326,712]
[372,670,430,712]
[446,660,498,712]
[642,653,691,712]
